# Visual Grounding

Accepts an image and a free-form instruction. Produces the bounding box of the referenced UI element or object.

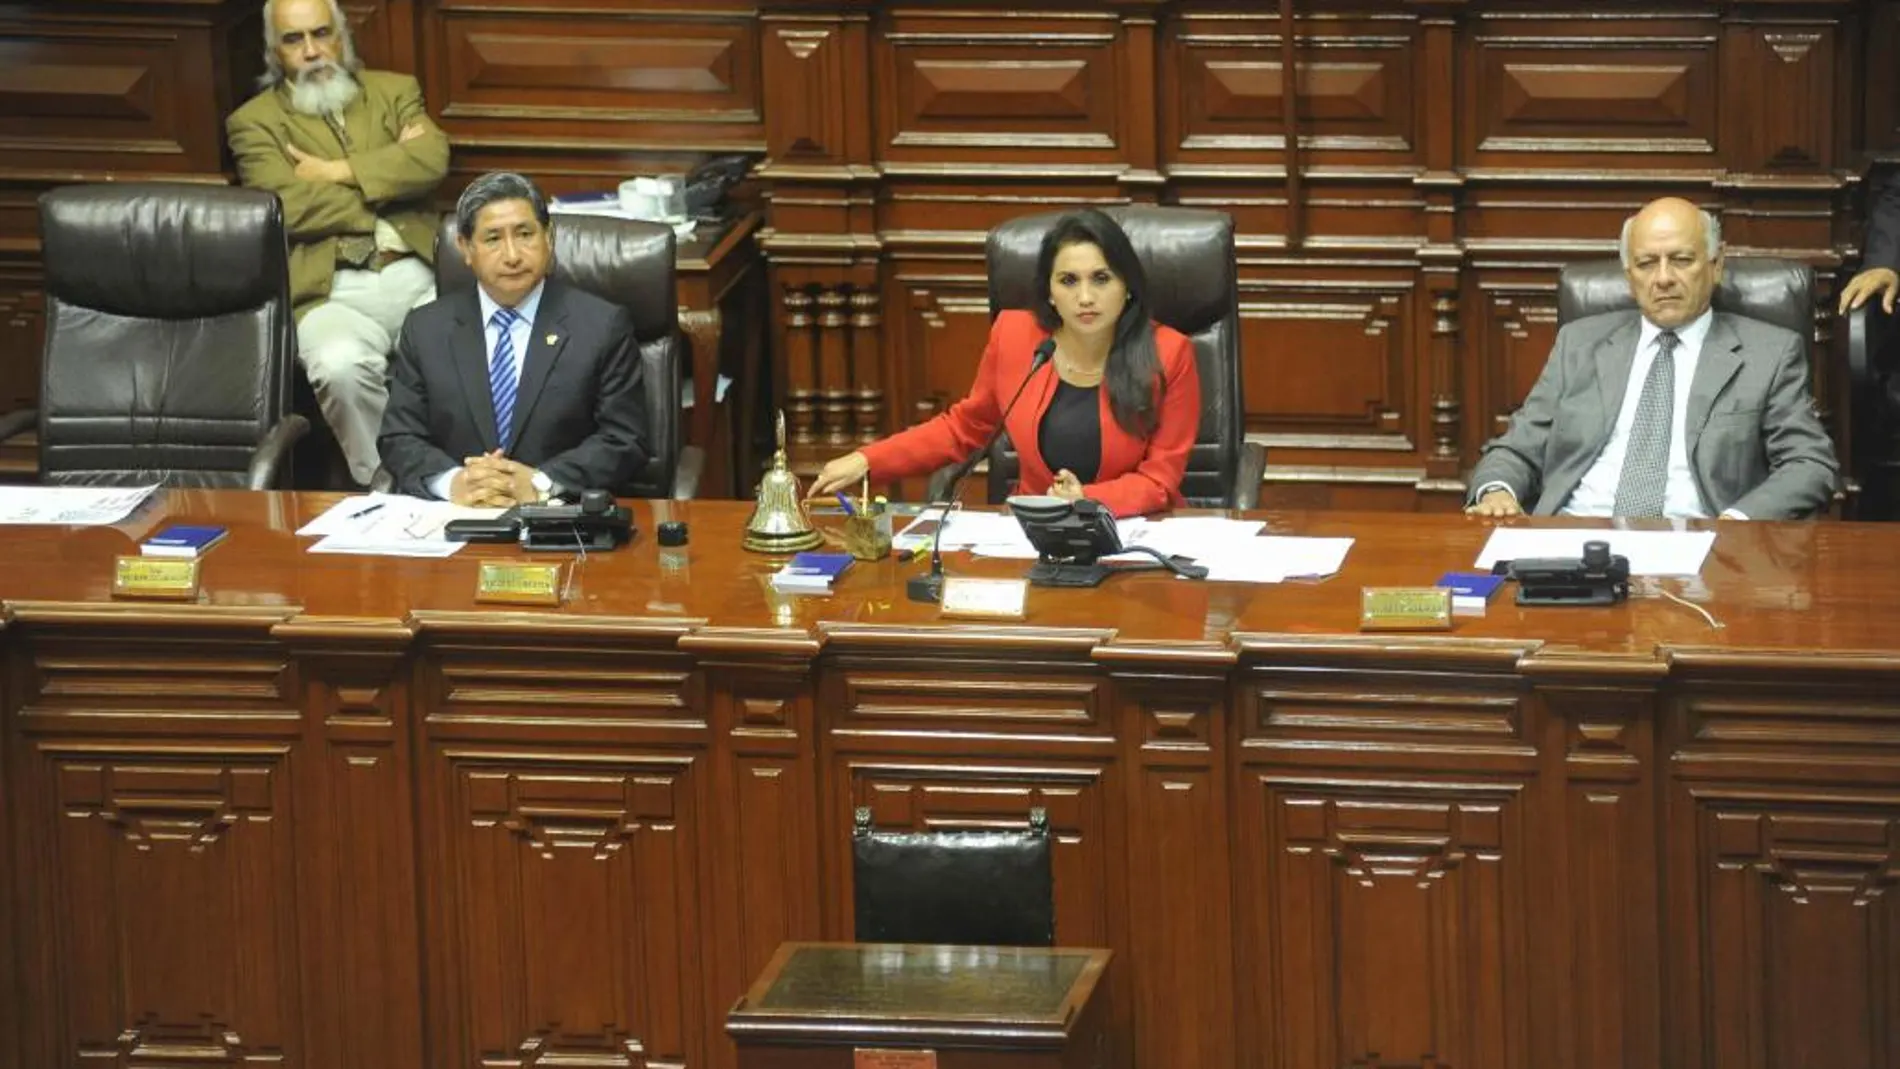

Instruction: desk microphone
[907,337,1056,604]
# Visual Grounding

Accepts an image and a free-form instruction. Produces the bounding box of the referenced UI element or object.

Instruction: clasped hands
[449,450,542,508]
[285,121,429,185]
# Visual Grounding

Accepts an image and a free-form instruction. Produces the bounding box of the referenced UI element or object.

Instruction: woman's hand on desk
[1050,469,1084,501]
[808,451,869,499]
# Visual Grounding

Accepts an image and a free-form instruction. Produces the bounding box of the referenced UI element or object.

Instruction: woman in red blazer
[810,209,1202,517]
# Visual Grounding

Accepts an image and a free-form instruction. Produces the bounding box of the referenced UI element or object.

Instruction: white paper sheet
[1474,527,1715,576]
[299,494,506,557]
[0,483,159,526]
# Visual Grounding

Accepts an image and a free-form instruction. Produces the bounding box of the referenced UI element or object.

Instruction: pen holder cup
[842,513,892,561]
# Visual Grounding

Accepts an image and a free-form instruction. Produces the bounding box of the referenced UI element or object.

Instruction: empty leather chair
[852,806,1055,947]
[0,184,307,487]
[434,212,701,498]
[932,205,1264,508]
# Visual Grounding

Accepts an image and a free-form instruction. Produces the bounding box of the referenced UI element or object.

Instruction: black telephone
[684,154,753,218]
[516,488,635,551]
[1501,539,1631,606]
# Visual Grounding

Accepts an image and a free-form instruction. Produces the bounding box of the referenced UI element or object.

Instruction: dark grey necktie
[1612,329,1681,517]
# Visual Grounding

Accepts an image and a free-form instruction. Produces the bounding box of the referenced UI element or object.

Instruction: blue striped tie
[489,306,521,445]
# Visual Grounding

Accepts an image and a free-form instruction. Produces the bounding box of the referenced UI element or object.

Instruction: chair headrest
[1557,256,1814,338]
[434,213,678,339]
[40,184,287,318]
[987,206,1235,332]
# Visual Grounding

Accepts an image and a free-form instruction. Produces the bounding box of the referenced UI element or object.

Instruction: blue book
[1436,571,1505,613]
[771,551,854,593]
[141,524,228,558]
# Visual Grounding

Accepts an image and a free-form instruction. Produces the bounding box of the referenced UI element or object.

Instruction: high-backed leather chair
[0,184,307,488]
[1844,296,1897,518]
[852,807,1055,947]
[930,206,1264,509]
[433,213,701,499]
[1556,256,1813,339]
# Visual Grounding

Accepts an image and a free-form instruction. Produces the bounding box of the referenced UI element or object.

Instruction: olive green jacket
[227,70,450,320]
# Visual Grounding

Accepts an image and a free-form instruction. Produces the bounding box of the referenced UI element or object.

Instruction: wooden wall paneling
[424,0,767,187]
[1867,0,1900,154]
[337,0,417,77]
[1106,658,1235,1069]
[1519,656,1665,1069]
[682,638,824,1069]
[1461,11,1722,173]
[1233,640,1539,1069]
[411,620,714,1069]
[1663,659,1900,1069]
[1718,12,1840,178]
[276,619,425,1069]
[1469,263,1562,457]
[3,610,308,1068]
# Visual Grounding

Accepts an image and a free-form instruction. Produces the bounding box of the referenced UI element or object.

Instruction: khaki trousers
[297,258,435,486]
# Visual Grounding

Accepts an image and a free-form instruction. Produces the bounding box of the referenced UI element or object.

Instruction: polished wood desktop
[2,491,1897,1069]
[727,943,1112,1069]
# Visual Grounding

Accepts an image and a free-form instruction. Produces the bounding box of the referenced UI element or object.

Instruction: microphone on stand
[906,337,1058,604]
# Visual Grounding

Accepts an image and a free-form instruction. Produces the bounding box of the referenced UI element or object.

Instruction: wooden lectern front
[727,943,1114,1069]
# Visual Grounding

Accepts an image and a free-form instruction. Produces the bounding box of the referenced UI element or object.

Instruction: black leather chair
[433,213,701,499]
[1844,296,1897,518]
[1556,255,1814,340]
[928,206,1265,509]
[0,184,307,488]
[852,806,1055,947]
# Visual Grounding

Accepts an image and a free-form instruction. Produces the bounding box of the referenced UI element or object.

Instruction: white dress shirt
[1561,307,1714,519]
[427,281,546,500]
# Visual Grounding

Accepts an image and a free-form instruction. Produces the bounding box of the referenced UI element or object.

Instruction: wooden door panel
[422,750,707,1069]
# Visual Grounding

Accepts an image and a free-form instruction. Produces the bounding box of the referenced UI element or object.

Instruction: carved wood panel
[1672,787,1900,1069]
[1464,14,1720,166]
[1238,775,1530,1069]
[1239,275,1414,450]
[876,10,1125,166]
[426,1,764,153]
[1474,276,1562,446]
[423,750,707,1069]
[1165,11,1420,164]
[14,743,302,1068]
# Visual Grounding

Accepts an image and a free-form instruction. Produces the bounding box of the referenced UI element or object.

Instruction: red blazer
[862,309,1201,517]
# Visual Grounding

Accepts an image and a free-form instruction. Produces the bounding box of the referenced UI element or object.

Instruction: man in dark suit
[378,171,649,505]
[1839,167,1900,316]
[1468,196,1837,520]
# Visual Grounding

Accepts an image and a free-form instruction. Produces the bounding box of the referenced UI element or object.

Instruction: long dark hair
[1032,209,1162,437]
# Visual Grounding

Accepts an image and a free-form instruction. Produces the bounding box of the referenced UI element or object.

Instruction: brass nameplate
[112,556,200,600]
[476,561,564,606]
[1360,586,1453,631]
[939,576,1028,619]
[855,1051,937,1069]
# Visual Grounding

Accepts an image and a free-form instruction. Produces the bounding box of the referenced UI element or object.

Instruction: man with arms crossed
[227,0,449,488]
[1468,196,1837,520]
[379,172,649,506]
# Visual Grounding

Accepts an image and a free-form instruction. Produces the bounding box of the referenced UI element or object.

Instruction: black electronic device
[517,488,635,551]
[1502,539,1631,606]
[907,338,1057,604]
[444,516,522,544]
[1007,495,1209,587]
[684,154,753,218]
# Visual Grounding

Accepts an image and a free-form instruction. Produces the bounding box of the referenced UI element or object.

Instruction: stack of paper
[0,483,159,526]
[296,494,507,558]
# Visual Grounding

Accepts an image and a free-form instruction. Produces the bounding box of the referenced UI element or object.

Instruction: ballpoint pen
[836,491,857,517]
[346,502,385,520]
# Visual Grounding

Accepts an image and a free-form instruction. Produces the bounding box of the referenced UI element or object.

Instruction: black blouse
[1037,380,1102,485]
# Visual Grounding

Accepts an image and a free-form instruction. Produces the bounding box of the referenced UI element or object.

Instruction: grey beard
[286,66,361,117]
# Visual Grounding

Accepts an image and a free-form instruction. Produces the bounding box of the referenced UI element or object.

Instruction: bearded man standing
[227,0,449,488]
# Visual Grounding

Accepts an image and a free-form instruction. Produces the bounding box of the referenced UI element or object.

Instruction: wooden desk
[727,943,1112,1069]
[1,492,1898,1069]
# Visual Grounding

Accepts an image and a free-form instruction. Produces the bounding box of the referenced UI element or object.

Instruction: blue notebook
[771,551,854,594]
[1436,571,1505,613]
[141,524,228,558]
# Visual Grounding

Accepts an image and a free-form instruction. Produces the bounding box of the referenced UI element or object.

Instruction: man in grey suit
[1468,197,1837,520]
[379,171,649,504]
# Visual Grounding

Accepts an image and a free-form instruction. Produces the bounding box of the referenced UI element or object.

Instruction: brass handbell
[744,412,823,554]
